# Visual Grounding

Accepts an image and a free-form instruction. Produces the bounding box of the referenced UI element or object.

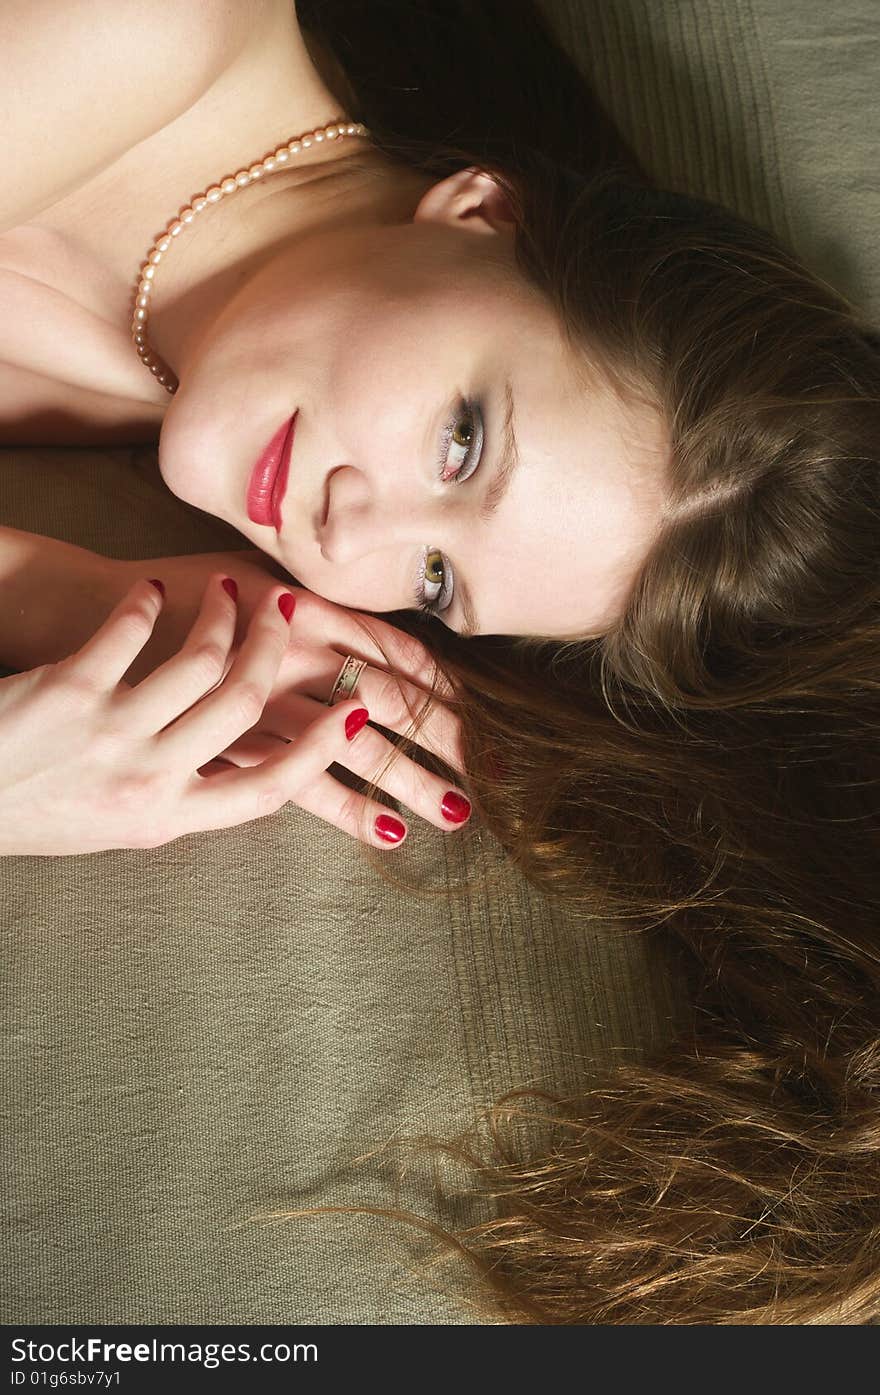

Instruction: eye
[414,399,484,620]
[438,399,483,486]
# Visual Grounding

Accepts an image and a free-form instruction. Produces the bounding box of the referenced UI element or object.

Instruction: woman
[2,0,878,1322]
[0,0,663,854]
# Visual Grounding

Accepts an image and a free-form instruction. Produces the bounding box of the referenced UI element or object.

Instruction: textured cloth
[2,0,878,1325]
[547,0,880,322]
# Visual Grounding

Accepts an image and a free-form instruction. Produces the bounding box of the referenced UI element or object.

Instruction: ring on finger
[326,655,368,707]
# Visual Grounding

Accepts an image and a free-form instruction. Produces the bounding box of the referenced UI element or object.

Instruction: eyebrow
[454,377,520,639]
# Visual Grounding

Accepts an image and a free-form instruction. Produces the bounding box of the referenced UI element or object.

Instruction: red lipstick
[247,411,297,533]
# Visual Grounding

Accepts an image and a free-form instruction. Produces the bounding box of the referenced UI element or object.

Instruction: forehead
[472,311,670,639]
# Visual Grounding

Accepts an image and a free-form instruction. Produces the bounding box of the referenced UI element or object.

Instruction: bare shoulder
[2,0,272,233]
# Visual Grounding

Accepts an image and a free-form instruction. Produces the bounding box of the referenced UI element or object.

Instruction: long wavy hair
[255,0,880,1323]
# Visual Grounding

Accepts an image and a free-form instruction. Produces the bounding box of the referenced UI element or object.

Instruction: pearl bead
[131,116,369,395]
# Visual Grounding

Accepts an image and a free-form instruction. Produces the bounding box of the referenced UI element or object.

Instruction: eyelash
[414,398,484,621]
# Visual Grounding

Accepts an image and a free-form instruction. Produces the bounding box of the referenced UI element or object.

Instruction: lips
[247,411,297,532]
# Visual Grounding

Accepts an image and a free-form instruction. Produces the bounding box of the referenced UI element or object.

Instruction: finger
[328,663,466,777]
[121,572,238,733]
[216,670,465,787]
[289,588,459,699]
[203,731,291,770]
[208,708,470,833]
[319,712,472,833]
[196,758,238,778]
[271,765,411,848]
[157,583,297,770]
[180,698,411,848]
[196,730,289,779]
[65,577,165,691]
[254,643,465,777]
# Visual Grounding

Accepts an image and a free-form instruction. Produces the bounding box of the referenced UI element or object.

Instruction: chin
[157,429,222,525]
[157,413,192,503]
[156,446,183,502]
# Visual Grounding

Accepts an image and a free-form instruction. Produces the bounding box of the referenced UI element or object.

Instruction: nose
[319,464,442,565]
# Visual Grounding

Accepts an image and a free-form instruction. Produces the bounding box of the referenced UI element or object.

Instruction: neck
[146,141,432,389]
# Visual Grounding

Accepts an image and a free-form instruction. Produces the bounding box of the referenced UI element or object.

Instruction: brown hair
[258,0,880,1322]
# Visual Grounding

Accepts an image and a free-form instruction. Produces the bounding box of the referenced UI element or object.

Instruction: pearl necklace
[130,116,370,396]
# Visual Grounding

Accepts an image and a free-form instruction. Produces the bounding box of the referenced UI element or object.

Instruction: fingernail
[221,577,238,602]
[345,707,370,741]
[148,578,165,597]
[375,814,406,845]
[278,593,296,622]
[440,790,471,824]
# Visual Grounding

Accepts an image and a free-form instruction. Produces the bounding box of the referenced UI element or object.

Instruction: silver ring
[326,654,368,707]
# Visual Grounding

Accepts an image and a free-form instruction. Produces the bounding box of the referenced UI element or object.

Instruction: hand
[198,585,472,842]
[118,554,464,780]
[0,574,385,857]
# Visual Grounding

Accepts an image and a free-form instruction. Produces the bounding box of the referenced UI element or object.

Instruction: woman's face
[158,166,669,639]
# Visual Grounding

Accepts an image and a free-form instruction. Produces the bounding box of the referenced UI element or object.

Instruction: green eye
[451,415,474,451]
[415,398,484,620]
[417,545,454,620]
[441,403,480,485]
[425,550,444,584]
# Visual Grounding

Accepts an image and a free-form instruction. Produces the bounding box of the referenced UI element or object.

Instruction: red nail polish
[440,790,471,823]
[375,814,406,845]
[221,577,238,602]
[345,708,370,741]
[148,578,165,597]
[278,593,296,622]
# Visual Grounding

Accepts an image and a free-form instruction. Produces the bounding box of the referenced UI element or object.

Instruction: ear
[412,166,517,237]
